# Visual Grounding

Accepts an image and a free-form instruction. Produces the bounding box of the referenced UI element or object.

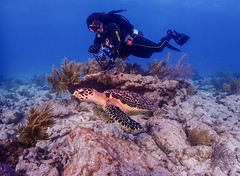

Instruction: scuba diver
[87,10,190,70]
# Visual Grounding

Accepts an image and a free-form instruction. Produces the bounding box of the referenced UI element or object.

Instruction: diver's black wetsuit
[93,23,177,60]
[127,34,174,58]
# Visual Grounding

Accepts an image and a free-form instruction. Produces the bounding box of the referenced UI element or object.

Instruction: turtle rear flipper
[105,105,143,130]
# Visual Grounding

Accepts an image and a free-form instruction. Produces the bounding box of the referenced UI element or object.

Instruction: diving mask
[89,21,100,32]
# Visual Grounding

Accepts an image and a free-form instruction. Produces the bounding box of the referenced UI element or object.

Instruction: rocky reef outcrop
[0,72,239,175]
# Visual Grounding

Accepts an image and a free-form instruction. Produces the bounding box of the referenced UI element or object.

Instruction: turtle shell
[104,89,158,111]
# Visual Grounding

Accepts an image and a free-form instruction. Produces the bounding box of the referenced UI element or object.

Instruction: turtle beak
[72,89,84,100]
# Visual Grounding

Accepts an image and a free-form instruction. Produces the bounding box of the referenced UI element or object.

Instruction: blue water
[1,0,240,79]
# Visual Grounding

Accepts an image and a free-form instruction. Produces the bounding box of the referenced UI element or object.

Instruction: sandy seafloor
[0,73,240,176]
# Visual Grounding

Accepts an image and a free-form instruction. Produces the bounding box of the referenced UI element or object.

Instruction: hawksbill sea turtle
[72,88,158,130]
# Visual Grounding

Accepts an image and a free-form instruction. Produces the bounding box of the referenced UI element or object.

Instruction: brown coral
[83,57,128,75]
[221,78,240,94]
[147,58,167,79]
[83,58,103,75]
[0,139,27,170]
[146,54,194,80]
[123,62,145,75]
[167,54,194,80]
[18,104,55,146]
[46,57,83,94]
[188,128,214,146]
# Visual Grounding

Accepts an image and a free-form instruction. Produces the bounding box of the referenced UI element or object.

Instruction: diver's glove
[104,58,116,70]
[88,45,100,54]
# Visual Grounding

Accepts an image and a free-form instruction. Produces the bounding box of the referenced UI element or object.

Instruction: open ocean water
[0,0,240,79]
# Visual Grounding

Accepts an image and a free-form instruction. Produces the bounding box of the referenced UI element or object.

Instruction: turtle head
[73,88,95,101]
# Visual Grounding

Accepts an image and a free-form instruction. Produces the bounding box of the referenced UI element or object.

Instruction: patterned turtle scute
[105,89,157,111]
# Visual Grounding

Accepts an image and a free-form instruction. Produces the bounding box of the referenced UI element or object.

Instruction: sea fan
[46,57,83,94]
[167,54,194,80]
[18,104,55,146]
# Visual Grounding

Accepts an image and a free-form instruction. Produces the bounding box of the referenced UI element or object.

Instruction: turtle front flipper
[93,106,115,123]
[105,105,143,130]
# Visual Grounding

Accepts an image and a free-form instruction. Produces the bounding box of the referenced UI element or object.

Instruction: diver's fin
[167,30,190,46]
[165,43,181,52]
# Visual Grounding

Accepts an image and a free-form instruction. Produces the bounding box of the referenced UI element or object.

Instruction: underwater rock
[15,147,60,176]
[212,142,238,175]
[63,126,173,176]
[70,72,187,109]
[0,162,19,176]
[72,71,180,92]
[1,74,240,175]
[148,117,188,154]
[0,109,24,124]
[50,97,79,118]
[0,131,8,140]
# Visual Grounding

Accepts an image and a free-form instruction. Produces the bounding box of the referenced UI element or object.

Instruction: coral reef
[67,71,185,106]
[166,54,194,80]
[18,103,55,146]
[146,58,167,79]
[63,126,173,176]
[222,79,240,94]
[211,71,240,94]
[31,74,47,88]
[144,54,195,80]
[124,62,146,75]
[212,142,237,174]
[0,162,19,176]
[187,128,215,146]
[1,56,240,175]
[46,54,195,97]
[0,139,27,170]
[46,57,83,94]
[185,83,197,95]
[82,58,103,75]
[82,58,126,75]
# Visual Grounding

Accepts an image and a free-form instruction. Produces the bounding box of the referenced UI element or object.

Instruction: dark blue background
[1,0,240,79]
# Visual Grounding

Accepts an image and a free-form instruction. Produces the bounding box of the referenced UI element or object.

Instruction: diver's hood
[86,12,105,28]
